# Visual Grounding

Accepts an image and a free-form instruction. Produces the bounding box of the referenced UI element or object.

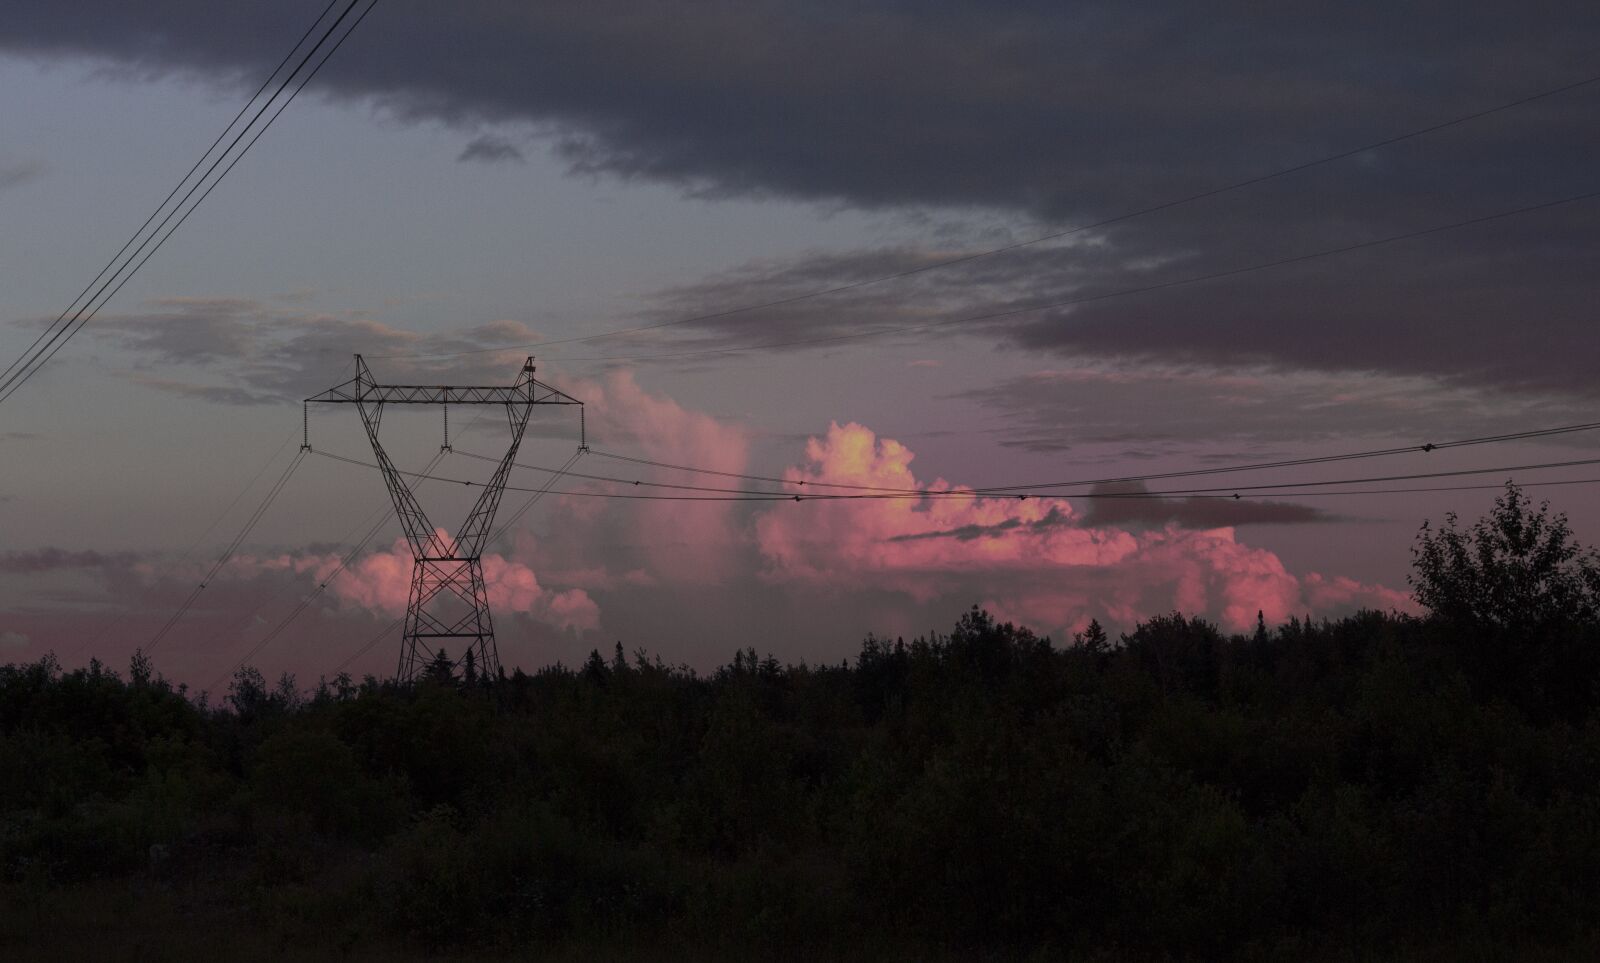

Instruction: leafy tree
[227,666,268,715]
[1411,482,1600,718]
[129,649,153,688]
[1411,482,1600,630]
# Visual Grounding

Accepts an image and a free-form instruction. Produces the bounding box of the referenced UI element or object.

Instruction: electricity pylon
[307,355,582,683]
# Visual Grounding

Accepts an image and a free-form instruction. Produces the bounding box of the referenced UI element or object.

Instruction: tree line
[3,483,1599,959]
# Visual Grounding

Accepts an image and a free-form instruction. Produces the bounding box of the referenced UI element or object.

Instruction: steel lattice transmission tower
[308,355,582,683]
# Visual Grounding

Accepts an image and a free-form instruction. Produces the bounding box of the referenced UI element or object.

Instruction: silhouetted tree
[1075,618,1110,655]
[583,648,610,685]
[1411,482,1600,630]
[425,648,455,684]
[228,665,268,715]
[129,648,153,688]
[1411,482,1600,718]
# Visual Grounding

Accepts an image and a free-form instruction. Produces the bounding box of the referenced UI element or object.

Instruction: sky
[2,0,1598,691]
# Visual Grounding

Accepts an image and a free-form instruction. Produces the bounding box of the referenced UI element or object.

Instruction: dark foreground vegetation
[5,485,1600,961]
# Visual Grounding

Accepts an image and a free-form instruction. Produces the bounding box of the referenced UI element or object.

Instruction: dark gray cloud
[887,506,1074,543]
[886,490,1333,542]
[951,362,1600,452]
[5,2,1597,391]
[607,204,1600,393]
[457,133,525,164]
[1076,482,1336,529]
[457,134,524,163]
[3,1,1594,214]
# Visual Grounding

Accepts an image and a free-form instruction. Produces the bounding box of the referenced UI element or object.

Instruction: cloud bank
[4,2,1596,391]
[754,422,1409,634]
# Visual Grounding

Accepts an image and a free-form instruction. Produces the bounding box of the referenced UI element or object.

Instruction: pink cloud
[755,422,1409,635]
[323,533,600,634]
[542,370,751,584]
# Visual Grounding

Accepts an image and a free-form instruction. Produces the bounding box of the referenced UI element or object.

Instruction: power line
[203,499,398,662]
[216,454,1600,688]
[488,449,585,546]
[146,447,308,652]
[0,0,380,407]
[310,447,1600,502]
[962,422,1600,496]
[372,69,1600,363]
[330,615,403,679]
[206,447,449,693]
[1203,476,1600,499]
[0,0,347,392]
[543,188,1600,366]
[465,417,1600,498]
[64,434,299,664]
[1073,457,1600,499]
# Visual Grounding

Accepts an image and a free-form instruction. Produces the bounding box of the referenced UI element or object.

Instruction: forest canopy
[3,483,1600,960]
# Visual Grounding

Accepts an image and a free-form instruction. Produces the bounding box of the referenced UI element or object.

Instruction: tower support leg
[397,556,502,684]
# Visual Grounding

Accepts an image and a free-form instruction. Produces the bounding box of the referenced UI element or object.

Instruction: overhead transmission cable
[454,417,1600,498]
[64,434,298,663]
[1241,476,1600,498]
[330,616,405,679]
[488,449,585,547]
[204,492,401,661]
[145,446,308,652]
[0,0,380,407]
[208,447,447,693]
[309,448,1600,503]
[373,69,1600,363]
[0,0,345,392]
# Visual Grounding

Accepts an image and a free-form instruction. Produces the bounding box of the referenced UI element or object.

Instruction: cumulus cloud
[0,631,29,650]
[754,422,1410,634]
[567,369,752,581]
[4,393,1427,681]
[319,534,600,634]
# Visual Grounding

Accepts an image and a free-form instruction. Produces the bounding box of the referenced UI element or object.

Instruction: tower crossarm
[305,356,582,408]
[306,383,581,405]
